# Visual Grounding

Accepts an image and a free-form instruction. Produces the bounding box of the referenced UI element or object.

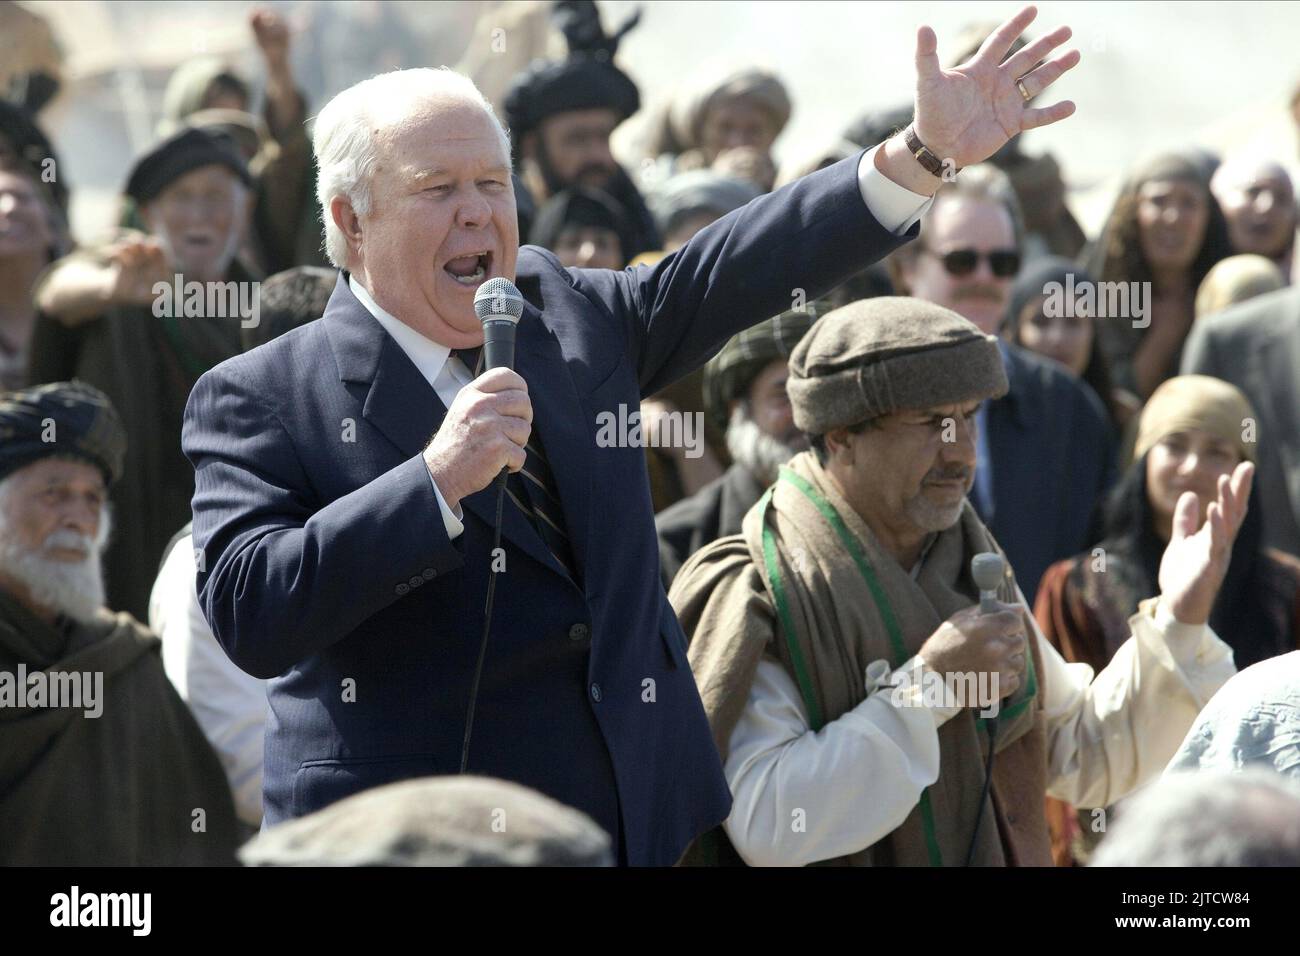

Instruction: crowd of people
[2,1,1300,868]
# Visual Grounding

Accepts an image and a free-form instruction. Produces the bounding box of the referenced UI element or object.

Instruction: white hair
[313,68,513,268]
[0,470,113,624]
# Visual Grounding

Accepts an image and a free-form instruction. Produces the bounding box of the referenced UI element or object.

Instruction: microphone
[461,277,526,776]
[473,277,524,372]
[970,552,1005,613]
[965,550,1007,866]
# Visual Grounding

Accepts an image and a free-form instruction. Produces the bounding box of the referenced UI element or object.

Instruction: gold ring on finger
[1017,77,1032,102]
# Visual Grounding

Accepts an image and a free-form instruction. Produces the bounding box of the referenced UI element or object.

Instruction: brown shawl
[0,588,239,865]
[673,451,1052,866]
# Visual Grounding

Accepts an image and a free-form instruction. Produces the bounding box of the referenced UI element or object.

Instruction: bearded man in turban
[0,381,238,864]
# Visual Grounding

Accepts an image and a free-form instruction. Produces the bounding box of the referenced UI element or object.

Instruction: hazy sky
[605,0,1300,229]
[31,1,1300,238]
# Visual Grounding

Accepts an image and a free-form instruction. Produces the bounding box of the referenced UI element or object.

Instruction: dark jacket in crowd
[657,463,766,588]
[1181,286,1300,559]
[976,342,1117,605]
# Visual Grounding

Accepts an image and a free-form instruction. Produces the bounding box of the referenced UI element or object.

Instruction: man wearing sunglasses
[891,165,1115,604]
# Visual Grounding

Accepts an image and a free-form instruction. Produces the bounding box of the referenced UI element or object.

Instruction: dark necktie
[452,347,578,581]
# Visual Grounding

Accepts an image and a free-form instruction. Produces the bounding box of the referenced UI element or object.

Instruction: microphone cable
[964,714,1000,866]
[459,466,508,773]
[458,276,526,774]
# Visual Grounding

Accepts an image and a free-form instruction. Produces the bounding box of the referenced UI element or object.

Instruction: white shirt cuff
[881,655,967,728]
[857,144,933,235]
[427,465,465,540]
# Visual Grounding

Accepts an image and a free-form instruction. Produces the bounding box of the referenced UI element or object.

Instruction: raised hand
[104,235,170,307]
[250,7,291,70]
[1157,461,1254,626]
[912,5,1080,170]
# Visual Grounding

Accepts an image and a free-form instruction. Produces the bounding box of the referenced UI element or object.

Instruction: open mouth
[181,234,215,251]
[443,250,493,287]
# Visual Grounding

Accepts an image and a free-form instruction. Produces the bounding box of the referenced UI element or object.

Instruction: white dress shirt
[722,590,1236,867]
[349,276,470,541]
[347,143,930,542]
[149,534,269,827]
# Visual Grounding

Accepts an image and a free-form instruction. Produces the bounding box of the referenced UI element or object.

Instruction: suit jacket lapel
[325,274,446,460]
[324,273,574,580]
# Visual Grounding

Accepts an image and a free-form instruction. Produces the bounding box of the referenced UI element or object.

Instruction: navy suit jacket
[181,151,914,865]
[979,342,1117,605]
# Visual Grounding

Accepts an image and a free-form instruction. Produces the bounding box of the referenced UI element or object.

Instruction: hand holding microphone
[970,551,1025,704]
[917,551,1026,703]
[422,279,530,512]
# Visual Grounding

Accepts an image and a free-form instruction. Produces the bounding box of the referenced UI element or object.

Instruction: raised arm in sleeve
[1038,588,1236,809]
[567,149,920,399]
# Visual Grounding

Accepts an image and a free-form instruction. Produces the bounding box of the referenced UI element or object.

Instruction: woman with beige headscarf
[1194,253,1286,320]
[1034,374,1300,865]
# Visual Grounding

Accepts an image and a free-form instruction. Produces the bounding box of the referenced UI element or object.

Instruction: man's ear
[330,194,363,254]
[823,426,852,460]
[520,131,539,163]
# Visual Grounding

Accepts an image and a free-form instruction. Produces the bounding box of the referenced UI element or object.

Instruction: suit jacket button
[396,583,410,596]
[569,623,590,642]
[590,682,602,703]
[422,567,437,580]
[408,575,423,588]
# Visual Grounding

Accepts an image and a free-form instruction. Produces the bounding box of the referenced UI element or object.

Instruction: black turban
[125,126,251,205]
[0,381,126,486]
[503,1,641,157]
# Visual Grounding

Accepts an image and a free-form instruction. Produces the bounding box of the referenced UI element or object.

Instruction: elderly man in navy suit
[183,7,1080,864]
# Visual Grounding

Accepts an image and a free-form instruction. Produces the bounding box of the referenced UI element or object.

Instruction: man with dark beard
[503,1,659,258]
[657,305,824,585]
[0,382,238,865]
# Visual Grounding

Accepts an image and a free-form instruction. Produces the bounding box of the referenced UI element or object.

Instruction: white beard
[154,221,242,281]
[0,510,111,624]
[726,405,807,487]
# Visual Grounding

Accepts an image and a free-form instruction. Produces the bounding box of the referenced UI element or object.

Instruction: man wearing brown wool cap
[669,296,1254,867]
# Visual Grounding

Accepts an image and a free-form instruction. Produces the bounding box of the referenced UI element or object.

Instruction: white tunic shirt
[723,590,1235,867]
